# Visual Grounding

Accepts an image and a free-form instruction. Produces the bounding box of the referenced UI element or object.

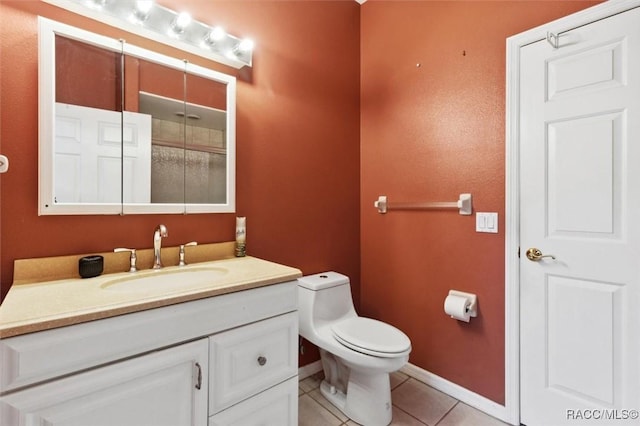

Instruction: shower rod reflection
[374,194,472,215]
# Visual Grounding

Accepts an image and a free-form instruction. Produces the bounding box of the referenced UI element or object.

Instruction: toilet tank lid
[297,272,349,290]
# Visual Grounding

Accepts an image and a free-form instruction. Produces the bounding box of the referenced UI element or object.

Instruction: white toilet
[298,272,411,426]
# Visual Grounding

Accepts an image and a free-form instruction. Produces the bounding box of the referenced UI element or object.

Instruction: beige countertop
[0,256,302,339]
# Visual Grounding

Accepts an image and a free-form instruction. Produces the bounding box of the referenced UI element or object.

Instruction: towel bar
[374,194,472,215]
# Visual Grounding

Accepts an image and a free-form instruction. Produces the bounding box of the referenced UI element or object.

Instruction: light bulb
[210,26,226,42]
[135,0,153,14]
[171,12,191,33]
[204,26,226,46]
[132,0,153,22]
[237,38,254,53]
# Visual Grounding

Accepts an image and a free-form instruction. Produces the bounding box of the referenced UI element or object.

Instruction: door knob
[526,248,556,262]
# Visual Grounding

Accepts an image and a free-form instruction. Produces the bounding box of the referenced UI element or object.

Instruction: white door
[55,103,151,204]
[123,110,152,204]
[55,103,121,203]
[0,339,208,426]
[520,7,640,426]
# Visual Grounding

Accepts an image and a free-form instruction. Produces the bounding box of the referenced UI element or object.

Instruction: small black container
[79,255,104,279]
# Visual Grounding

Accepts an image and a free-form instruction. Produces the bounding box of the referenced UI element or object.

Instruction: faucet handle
[179,242,198,266]
[155,224,168,237]
[114,248,137,272]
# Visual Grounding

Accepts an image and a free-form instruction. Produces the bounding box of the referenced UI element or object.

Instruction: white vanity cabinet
[0,339,209,426]
[0,280,299,426]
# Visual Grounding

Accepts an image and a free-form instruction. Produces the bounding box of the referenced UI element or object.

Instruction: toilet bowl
[298,272,411,426]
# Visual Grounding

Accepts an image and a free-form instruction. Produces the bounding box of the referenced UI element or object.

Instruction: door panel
[547,39,626,100]
[520,6,640,425]
[0,339,208,426]
[547,276,623,406]
[547,111,622,236]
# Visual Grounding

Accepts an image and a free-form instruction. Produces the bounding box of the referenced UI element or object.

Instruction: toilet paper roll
[444,294,471,322]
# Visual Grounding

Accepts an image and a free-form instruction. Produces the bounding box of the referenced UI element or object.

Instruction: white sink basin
[100,267,229,293]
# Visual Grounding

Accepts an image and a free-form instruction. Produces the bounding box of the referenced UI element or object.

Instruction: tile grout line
[389,374,431,425]
[307,388,348,425]
[300,375,348,426]
[301,391,346,425]
[391,402,429,425]
[434,400,460,426]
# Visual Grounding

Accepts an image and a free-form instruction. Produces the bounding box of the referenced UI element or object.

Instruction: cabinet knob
[257,356,267,366]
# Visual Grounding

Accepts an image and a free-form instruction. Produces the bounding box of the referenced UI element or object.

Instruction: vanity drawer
[208,376,298,426]
[208,312,298,414]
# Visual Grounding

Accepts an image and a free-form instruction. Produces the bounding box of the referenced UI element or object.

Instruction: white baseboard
[298,360,322,380]
[400,363,513,425]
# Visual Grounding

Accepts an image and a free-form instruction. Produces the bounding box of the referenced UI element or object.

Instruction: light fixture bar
[41,0,253,68]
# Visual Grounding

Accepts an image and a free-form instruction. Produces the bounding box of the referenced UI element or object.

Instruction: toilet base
[320,370,392,426]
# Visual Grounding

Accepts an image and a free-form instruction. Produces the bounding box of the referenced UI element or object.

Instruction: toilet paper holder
[448,290,477,318]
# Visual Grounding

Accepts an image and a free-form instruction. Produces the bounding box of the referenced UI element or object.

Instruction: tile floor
[298,371,508,426]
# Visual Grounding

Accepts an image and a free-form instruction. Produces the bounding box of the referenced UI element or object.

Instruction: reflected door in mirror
[54,36,123,204]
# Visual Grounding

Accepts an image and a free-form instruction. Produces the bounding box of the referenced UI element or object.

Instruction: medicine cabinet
[39,18,236,215]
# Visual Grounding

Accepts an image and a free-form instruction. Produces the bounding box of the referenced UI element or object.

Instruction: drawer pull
[257,356,267,366]
[195,362,202,390]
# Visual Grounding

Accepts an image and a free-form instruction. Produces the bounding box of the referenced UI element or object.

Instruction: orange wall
[56,37,121,111]
[0,0,361,349]
[0,0,605,405]
[360,0,600,404]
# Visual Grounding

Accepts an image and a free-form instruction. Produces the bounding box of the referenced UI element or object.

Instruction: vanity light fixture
[43,0,254,68]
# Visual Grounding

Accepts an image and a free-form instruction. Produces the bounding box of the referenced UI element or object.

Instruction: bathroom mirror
[38,18,236,215]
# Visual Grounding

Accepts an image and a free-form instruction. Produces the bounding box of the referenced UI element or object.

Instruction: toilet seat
[331,317,411,358]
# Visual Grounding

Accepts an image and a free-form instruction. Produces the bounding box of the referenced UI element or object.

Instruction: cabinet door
[0,339,208,426]
[208,376,298,426]
[209,311,298,413]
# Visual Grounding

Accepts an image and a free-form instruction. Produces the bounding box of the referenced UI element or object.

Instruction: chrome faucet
[153,224,168,269]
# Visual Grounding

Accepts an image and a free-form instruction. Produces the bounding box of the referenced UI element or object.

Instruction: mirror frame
[38,17,236,215]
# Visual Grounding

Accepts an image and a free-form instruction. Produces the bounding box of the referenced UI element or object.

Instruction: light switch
[476,212,498,233]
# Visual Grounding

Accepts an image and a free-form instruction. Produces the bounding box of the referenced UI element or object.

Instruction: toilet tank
[297,272,357,332]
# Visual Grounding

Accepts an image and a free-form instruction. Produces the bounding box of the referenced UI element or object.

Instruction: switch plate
[476,212,498,233]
